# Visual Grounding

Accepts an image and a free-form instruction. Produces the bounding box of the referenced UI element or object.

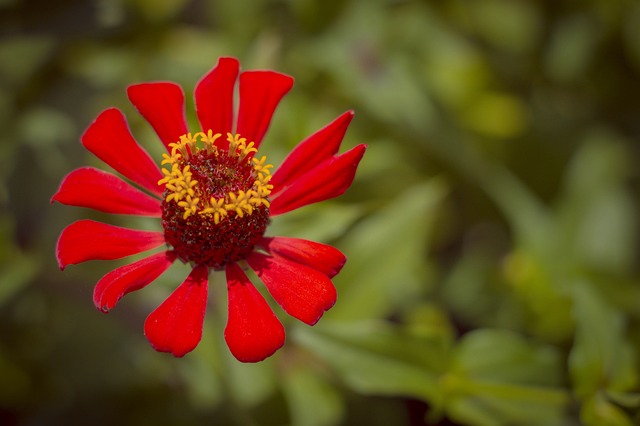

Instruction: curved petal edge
[236,70,294,148]
[94,251,178,313]
[271,111,354,195]
[51,167,161,216]
[248,252,337,326]
[127,82,188,151]
[81,108,164,196]
[195,57,240,137]
[225,263,285,362]
[144,265,209,357]
[259,236,346,278]
[270,144,367,216]
[56,220,166,270]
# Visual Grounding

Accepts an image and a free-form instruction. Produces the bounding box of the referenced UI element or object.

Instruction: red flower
[52,57,366,362]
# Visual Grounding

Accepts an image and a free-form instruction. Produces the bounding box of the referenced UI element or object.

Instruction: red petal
[81,108,164,196]
[269,144,367,216]
[236,70,294,148]
[51,167,161,216]
[271,111,354,195]
[56,220,166,270]
[259,237,346,278]
[144,265,209,357]
[248,252,337,326]
[224,263,285,362]
[127,82,188,151]
[94,251,178,313]
[194,57,239,136]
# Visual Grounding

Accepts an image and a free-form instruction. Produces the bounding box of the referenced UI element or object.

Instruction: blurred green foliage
[2,0,640,424]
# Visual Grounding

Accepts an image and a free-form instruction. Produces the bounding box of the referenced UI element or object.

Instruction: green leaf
[581,393,634,426]
[574,188,636,273]
[281,365,344,426]
[606,390,640,408]
[459,92,528,138]
[444,330,569,426]
[327,180,447,322]
[293,321,441,402]
[569,283,637,399]
[177,355,224,410]
[557,132,636,273]
[402,303,455,349]
[267,203,363,244]
[466,0,542,53]
[222,348,279,408]
[451,329,563,386]
[545,14,599,82]
[501,250,574,342]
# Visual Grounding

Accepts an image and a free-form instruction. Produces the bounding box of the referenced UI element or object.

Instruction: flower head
[52,57,366,362]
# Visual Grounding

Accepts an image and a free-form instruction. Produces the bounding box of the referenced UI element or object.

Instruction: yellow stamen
[159,131,274,223]
[199,197,228,224]
[161,152,181,166]
[253,156,273,174]
[195,130,221,154]
[178,195,200,220]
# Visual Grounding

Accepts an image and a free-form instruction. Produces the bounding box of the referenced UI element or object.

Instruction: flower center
[158,131,273,269]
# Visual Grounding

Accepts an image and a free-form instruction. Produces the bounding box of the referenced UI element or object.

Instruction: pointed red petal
[51,167,161,216]
[94,251,178,313]
[194,57,239,136]
[144,265,209,357]
[269,144,367,216]
[56,220,166,270]
[259,237,346,278]
[81,108,164,196]
[271,111,354,195]
[248,252,337,326]
[236,70,294,148]
[224,263,285,362]
[127,82,188,151]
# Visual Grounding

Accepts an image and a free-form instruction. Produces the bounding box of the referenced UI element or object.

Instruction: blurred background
[2,0,640,424]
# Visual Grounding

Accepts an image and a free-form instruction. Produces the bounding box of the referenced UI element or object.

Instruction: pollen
[158,131,273,268]
[158,132,273,222]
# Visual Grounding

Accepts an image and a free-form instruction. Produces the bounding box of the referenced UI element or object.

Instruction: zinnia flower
[52,57,366,362]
